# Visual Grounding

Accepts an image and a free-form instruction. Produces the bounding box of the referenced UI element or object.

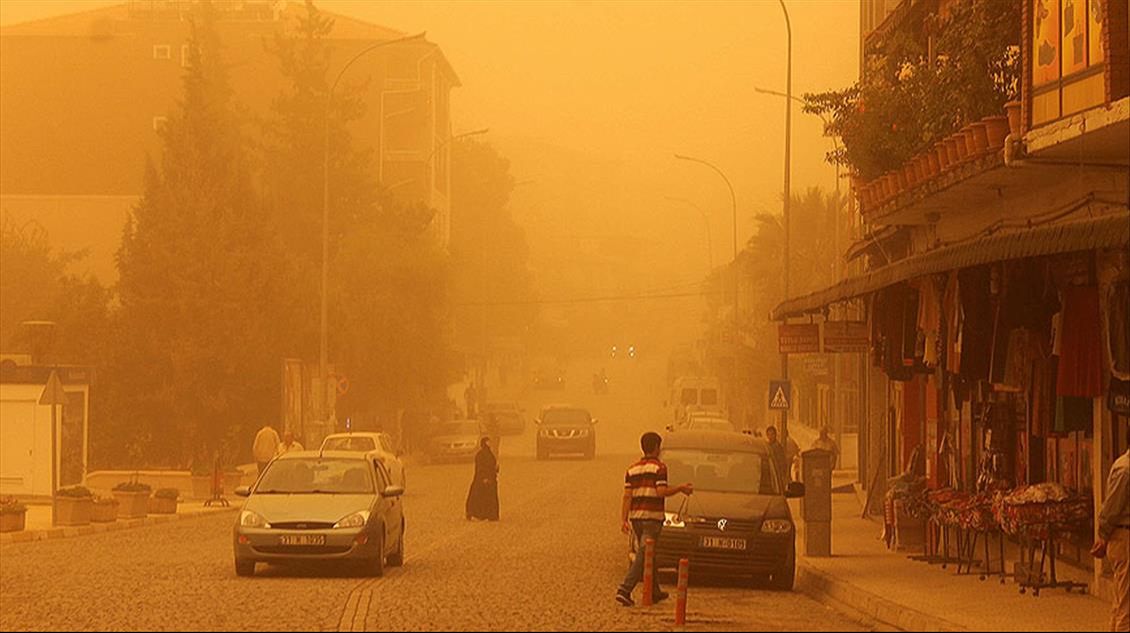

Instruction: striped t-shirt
[625,457,668,522]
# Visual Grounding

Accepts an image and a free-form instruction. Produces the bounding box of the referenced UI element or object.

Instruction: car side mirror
[785,482,806,499]
[382,485,405,498]
[235,486,251,498]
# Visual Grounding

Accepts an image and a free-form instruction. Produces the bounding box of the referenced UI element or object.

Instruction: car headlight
[334,510,371,529]
[239,510,270,529]
[663,512,685,528]
[761,519,793,534]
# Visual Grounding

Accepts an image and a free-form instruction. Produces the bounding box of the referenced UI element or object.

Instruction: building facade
[0,0,460,281]
[775,0,1129,598]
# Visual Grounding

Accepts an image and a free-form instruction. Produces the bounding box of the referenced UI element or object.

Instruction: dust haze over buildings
[0,0,859,359]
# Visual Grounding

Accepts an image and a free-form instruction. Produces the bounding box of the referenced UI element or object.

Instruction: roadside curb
[0,507,237,546]
[796,560,968,632]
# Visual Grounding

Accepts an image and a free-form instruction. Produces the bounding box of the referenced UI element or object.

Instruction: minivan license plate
[701,536,746,550]
[279,534,325,546]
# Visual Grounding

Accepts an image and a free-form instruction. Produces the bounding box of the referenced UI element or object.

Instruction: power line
[455,289,720,308]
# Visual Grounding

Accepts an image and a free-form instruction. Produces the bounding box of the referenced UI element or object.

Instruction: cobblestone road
[0,367,875,631]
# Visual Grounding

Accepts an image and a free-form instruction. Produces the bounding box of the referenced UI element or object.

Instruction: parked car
[536,405,597,460]
[424,420,483,463]
[628,430,804,590]
[232,450,405,578]
[684,416,737,433]
[319,432,406,489]
[482,402,526,435]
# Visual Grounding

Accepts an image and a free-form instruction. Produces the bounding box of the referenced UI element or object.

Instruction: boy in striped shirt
[616,432,694,607]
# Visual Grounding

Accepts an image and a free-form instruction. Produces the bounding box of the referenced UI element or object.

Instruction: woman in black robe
[465,437,500,521]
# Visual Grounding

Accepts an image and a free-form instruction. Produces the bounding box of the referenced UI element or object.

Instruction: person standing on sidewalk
[616,432,693,607]
[811,426,841,470]
[1093,446,1130,632]
[252,424,280,474]
[276,430,304,456]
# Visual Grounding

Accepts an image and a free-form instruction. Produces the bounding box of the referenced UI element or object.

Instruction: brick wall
[1104,0,1130,102]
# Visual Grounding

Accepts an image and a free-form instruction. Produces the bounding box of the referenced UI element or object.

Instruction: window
[681,388,699,405]
[700,389,719,406]
[153,44,171,60]
[152,116,167,132]
[1030,0,1107,124]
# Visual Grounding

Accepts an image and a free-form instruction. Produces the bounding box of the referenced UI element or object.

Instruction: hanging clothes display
[1030,353,1057,438]
[958,266,994,383]
[943,272,962,375]
[915,277,942,368]
[1056,285,1104,398]
[1107,281,1130,378]
[1053,396,1093,435]
[874,285,916,381]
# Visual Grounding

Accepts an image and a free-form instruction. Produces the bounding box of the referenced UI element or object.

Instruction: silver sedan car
[232,451,405,577]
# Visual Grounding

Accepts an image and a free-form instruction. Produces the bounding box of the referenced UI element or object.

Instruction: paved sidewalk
[1,501,237,546]
[793,478,1110,632]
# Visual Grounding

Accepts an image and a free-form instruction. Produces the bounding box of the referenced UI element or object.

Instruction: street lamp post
[674,154,739,423]
[777,0,793,449]
[321,32,427,442]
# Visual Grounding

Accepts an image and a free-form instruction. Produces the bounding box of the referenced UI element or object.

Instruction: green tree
[113,2,290,467]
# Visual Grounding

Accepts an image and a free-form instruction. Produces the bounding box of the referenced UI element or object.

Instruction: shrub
[154,488,179,501]
[92,495,119,506]
[0,497,27,515]
[55,485,93,498]
[113,481,152,494]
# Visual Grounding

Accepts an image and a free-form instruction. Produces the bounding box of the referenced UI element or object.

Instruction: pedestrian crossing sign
[768,380,791,410]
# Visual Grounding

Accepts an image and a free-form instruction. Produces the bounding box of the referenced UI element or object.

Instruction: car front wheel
[770,545,796,591]
[370,531,386,577]
[234,558,255,577]
[387,521,405,567]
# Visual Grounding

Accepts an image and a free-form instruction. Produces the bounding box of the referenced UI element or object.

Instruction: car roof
[322,432,383,440]
[484,401,519,408]
[275,450,369,461]
[661,430,768,454]
[542,404,587,412]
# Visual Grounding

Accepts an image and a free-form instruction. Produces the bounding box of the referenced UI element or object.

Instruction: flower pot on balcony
[903,163,918,189]
[113,490,150,519]
[1004,100,1022,136]
[982,115,1009,151]
[952,133,970,162]
[53,495,92,527]
[885,173,899,199]
[91,498,119,523]
[924,150,940,178]
[970,122,990,155]
[943,137,959,166]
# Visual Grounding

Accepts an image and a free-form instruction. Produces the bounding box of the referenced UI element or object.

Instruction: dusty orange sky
[2,1,859,276]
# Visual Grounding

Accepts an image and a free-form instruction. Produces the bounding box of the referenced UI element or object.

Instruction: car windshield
[663,449,779,495]
[700,389,719,405]
[257,458,374,495]
[442,422,481,436]
[321,436,377,452]
[680,388,698,405]
[689,420,735,432]
[543,409,590,425]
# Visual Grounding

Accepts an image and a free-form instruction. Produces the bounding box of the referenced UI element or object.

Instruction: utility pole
[778,0,793,451]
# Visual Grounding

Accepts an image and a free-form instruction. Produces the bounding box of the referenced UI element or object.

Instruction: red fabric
[1056,285,1103,398]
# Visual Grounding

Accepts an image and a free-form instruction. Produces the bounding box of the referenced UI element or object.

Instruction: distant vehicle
[482,402,526,435]
[232,450,405,578]
[536,405,597,460]
[628,430,804,589]
[424,420,483,463]
[684,417,737,433]
[319,432,406,489]
[669,376,725,424]
[533,367,566,390]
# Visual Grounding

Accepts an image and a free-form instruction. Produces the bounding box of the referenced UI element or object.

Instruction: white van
[669,376,725,425]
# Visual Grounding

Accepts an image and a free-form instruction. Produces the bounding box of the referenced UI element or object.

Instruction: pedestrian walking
[252,424,280,474]
[483,413,502,461]
[276,430,304,456]
[465,381,478,418]
[811,426,841,469]
[1092,444,1130,632]
[465,437,500,521]
[616,432,693,607]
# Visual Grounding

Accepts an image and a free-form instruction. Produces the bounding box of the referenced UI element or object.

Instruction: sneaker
[653,590,669,603]
[615,589,634,607]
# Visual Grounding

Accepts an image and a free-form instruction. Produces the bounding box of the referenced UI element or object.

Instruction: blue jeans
[620,520,663,595]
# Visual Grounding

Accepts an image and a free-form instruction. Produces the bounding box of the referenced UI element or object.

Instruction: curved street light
[319,31,428,433]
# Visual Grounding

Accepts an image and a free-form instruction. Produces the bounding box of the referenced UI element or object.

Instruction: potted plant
[0,497,27,533]
[150,488,179,515]
[54,485,93,527]
[113,480,152,519]
[982,115,1009,150]
[190,461,214,500]
[970,121,990,156]
[90,496,119,523]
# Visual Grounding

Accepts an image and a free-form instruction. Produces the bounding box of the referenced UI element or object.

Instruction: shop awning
[772,211,1130,320]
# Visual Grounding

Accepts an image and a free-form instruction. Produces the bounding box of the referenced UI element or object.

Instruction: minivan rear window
[700,389,718,405]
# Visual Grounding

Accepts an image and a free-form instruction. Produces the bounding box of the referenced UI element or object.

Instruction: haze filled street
[1,362,870,632]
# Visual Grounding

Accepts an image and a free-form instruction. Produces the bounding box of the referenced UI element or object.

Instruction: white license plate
[279,534,325,546]
[701,536,747,550]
